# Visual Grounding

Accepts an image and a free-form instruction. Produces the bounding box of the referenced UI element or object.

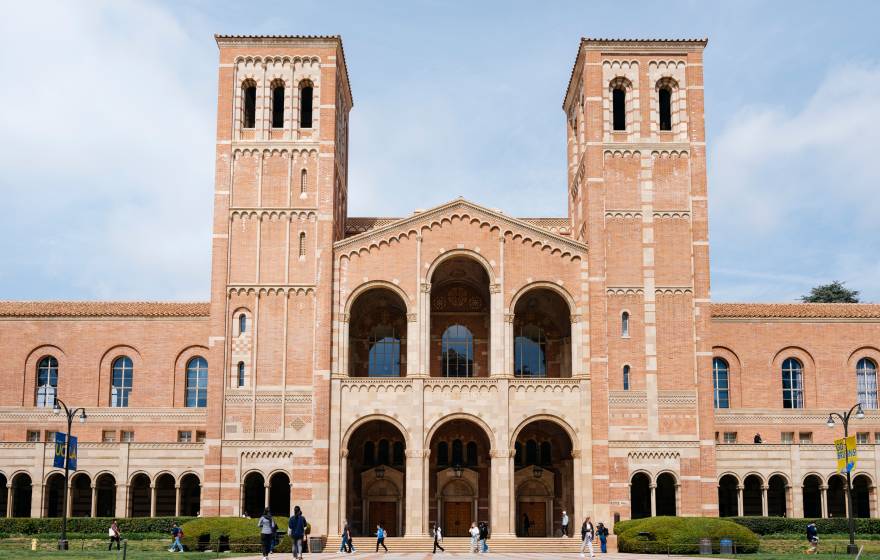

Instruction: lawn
[0,552,248,560]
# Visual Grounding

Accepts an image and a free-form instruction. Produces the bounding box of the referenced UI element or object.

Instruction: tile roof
[0,302,210,318]
[711,303,880,319]
[345,216,571,237]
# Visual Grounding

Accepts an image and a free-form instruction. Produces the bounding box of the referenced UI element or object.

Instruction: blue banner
[53,432,66,468]
[67,435,77,471]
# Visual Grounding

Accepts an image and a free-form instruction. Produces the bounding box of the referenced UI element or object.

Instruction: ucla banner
[52,433,78,471]
[835,435,857,474]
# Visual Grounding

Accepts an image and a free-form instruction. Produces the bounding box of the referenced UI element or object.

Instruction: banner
[67,435,78,471]
[835,435,857,474]
[52,433,78,471]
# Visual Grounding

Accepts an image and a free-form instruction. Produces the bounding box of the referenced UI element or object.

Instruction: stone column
[66,479,74,519]
[820,485,828,518]
[736,485,744,517]
[116,483,128,518]
[239,484,245,517]
[31,482,42,518]
[6,485,12,517]
[649,483,657,517]
[504,314,515,374]
[761,485,768,517]
[150,484,157,517]
[420,282,431,375]
[489,283,503,376]
[490,449,514,537]
[175,485,181,517]
[338,450,348,533]
[404,449,425,537]
[264,484,270,511]
[675,483,682,517]
[90,485,97,517]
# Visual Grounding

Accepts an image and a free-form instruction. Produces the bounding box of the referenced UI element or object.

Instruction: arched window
[271,83,285,128]
[437,441,449,466]
[659,86,673,131]
[185,357,208,408]
[392,441,405,466]
[514,324,546,377]
[466,441,477,467]
[621,311,630,337]
[239,313,247,334]
[237,362,245,387]
[540,441,551,466]
[36,356,58,408]
[442,324,473,377]
[612,87,626,131]
[623,365,630,391]
[300,169,308,194]
[713,357,730,409]
[242,82,256,129]
[857,358,878,409]
[298,232,306,258]
[299,81,313,129]
[368,325,400,377]
[782,358,804,409]
[526,439,538,465]
[377,439,390,465]
[111,356,133,407]
[451,439,463,465]
[363,441,375,465]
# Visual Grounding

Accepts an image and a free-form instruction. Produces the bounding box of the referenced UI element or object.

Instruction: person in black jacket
[478,521,489,553]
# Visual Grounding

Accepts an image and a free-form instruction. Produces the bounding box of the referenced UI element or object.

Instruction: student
[561,510,570,538]
[376,522,389,553]
[597,522,609,553]
[288,505,307,560]
[580,516,595,558]
[108,520,121,551]
[806,522,819,554]
[469,522,480,553]
[257,509,274,560]
[340,518,356,553]
[169,522,184,552]
[479,521,489,553]
[432,523,445,553]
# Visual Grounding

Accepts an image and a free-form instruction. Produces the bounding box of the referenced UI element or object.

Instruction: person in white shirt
[561,510,570,537]
[580,516,595,558]
[469,522,480,553]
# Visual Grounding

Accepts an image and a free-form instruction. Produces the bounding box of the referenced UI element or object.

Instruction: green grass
[722,556,880,560]
[0,552,248,560]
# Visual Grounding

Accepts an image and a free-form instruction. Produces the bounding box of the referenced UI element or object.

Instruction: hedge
[615,516,760,554]
[728,516,880,536]
[181,517,296,553]
[0,517,193,536]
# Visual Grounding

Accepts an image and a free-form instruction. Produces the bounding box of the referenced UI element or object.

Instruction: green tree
[800,281,860,303]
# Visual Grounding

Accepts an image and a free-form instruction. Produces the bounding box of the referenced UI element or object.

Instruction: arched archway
[513,288,572,378]
[430,256,491,377]
[44,472,65,518]
[768,474,787,517]
[429,418,492,535]
[656,472,677,516]
[348,287,408,377]
[179,473,201,516]
[94,473,116,518]
[70,473,91,517]
[802,475,822,518]
[827,474,846,518]
[11,473,32,517]
[630,472,651,519]
[242,472,265,518]
[718,474,739,517]
[743,474,763,516]
[269,472,290,517]
[129,473,151,517]
[853,474,872,518]
[0,473,7,517]
[345,419,407,536]
[513,419,574,535]
[154,473,176,516]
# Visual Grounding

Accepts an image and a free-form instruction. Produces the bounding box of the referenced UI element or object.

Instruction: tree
[800,281,860,303]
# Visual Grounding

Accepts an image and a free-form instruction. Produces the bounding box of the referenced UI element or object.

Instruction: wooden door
[368,501,397,537]
[444,501,472,536]
[519,501,547,536]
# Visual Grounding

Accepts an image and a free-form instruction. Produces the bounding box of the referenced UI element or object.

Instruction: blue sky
[0,1,878,302]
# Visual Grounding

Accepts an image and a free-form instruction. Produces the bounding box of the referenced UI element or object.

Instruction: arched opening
[658,86,672,131]
[348,288,407,377]
[713,357,730,409]
[129,473,151,518]
[718,474,739,517]
[154,473,175,517]
[853,474,872,518]
[299,81,313,129]
[239,313,247,334]
[44,472,65,518]
[345,419,406,536]
[70,473,92,517]
[802,475,822,518]
[179,473,201,517]
[237,362,245,387]
[299,232,306,257]
[623,365,631,391]
[111,356,133,407]
[630,472,651,519]
[242,81,256,129]
[271,81,285,128]
[11,473,32,517]
[612,87,626,131]
[767,474,787,517]
[269,472,290,517]
[742,475,763,516]
[513,289,572,378]
[429,418,491,536]
[655,473,677,516]
[857,358,878,409]
[827,474,846,518]
[621,311,629,337]
[430,257,491,377]
[185,357,208,408]
[514,420,574,535]
[242,472,265,518]
[300,169,308,194]
[782,357,804,409]
[0,473,7,517]
[95,473,116,518]
[36,355,58,407]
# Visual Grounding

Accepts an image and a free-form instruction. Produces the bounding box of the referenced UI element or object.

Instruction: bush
[180,517,292,553]
[615,516,760,554]
[0,517,192,536]
[728,516,880,536]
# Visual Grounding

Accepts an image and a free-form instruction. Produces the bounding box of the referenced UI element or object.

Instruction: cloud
[709,64,880,302]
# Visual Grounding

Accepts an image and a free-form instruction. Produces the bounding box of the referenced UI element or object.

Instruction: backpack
[377,527,386,538]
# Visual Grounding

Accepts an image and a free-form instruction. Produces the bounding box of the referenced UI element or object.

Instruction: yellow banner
[835,435,857,473]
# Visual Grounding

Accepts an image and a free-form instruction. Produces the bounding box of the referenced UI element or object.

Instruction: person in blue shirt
[169,522,184,552]
[806,522,819,554]
[375,522,388,552]
[287,506,307,560]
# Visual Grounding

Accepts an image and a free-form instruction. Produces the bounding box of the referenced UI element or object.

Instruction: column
[820,485,828,518]
[6,485,12,517]
[489,283,504,375]
[116,483,128,518]
[338,450,348,533]
[175,485,181,517]
[90,485,97,517]
[490,449,514,537]
[66,479,74,519]
[761,485,768,517]
[150,484,157,517]
[736,485,744,517]
[239,484,245,517]
[404,449,425,537]
[264,484,270,511]
[649,483,657,517]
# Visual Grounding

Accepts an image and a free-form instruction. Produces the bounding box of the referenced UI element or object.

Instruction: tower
[202,35,352,526]
[563,38,716,518]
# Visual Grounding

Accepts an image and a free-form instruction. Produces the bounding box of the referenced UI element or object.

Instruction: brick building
[1,36,879,536]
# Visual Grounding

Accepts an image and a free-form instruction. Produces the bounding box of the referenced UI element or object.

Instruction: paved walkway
[238,554,708,559]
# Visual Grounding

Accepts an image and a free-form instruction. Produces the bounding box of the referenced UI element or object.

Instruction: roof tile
[711,303,880,319]
[0,302,210,318]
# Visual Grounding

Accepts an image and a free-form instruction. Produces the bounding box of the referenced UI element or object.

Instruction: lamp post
[52,398,87,551]
[825,402,865,555]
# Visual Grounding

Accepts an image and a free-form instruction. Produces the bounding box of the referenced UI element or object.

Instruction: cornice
[0,407,207,423]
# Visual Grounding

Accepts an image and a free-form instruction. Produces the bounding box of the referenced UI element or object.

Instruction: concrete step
[323,536,613,553]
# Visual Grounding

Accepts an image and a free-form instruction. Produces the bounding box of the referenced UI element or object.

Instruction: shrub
[728,516,880,536]
[180,517,292,553]
[0,517,192,536]
[615,516,760,554]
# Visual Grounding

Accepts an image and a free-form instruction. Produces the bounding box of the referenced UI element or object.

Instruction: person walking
[108,520,121,551]
[340,518,356,553]
[257,509,274,560]
[561,510,570,538]
[288,506,307,560]
[806,521,819,554]
[375,523,389,553]
[169,522,184,552]
[580,516,595,558]
[478,521,489,553]
[432,523,445,553]
[522,513,531,536]
[597,522,609,553]
[469,522,480,553]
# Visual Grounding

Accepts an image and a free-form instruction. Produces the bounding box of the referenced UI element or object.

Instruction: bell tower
[202,35,352,527]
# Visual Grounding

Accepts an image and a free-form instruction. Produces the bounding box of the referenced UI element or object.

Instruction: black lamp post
[52,398,87,551]
[825,402,865,555]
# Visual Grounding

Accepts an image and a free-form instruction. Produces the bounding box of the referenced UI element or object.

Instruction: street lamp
[825,402,865,555]
[52,398,87,550]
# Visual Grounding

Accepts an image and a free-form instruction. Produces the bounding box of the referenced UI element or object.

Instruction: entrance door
[368,501,397,536]
[444,501,472,536]
[519,501,547,536]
